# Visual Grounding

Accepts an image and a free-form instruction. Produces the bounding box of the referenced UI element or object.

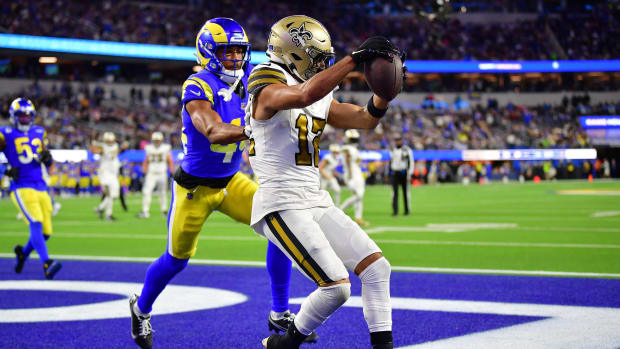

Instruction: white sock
[270,310,288,320]
[294,283,351,335]
[133,302,149,317]
[359,257,392,332]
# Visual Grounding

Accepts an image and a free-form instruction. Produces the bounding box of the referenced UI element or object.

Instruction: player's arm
[326,95,388,129]
[166,152,174,173]
[142,156,149,174]
[319,158,331,179]
[253,57,357,120]
[185,100,247,144]
[343,149,352,181]
[252,36,398,120]
[39,131,53,166]
[90,141,103,154]
[0,131,6,151]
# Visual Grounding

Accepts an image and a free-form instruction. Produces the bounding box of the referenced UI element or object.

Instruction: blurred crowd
[2,0,618,60]
[2,81,613,153]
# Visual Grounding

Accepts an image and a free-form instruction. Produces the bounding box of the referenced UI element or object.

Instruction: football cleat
[52,202,62,216]
[105,215,117,221]
[94,206,104,219]
[263,320,308,348]
[43,259,62,280]
[354,218,370,228]
[14,245,26,273]
[136,212,150,219]
[130,294,154,349]
[268,311,318,343]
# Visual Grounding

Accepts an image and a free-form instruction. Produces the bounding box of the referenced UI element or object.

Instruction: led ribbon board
[579,116,620,129]
[2,34,620,72]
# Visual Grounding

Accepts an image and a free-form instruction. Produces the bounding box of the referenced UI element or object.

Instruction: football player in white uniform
[318,144,341,205]
[137,132,173,218]
[92,132,120,221]
[246,15,404,349]
[339,129,369,227]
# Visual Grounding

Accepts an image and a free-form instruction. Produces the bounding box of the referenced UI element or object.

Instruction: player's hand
[5,167,18,180]
[39,149,53,165]
[350,36,398,64]
[243,125,252,139]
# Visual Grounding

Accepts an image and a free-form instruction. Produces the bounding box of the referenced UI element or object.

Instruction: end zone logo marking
[0,280,248,323]
[290,296,620,348]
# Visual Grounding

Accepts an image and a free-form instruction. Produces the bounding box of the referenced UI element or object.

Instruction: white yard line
[0,253,619,278]
[1,231,617,249]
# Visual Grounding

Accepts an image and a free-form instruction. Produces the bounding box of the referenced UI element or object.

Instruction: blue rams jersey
[180,64,252,178]
[0,125,48,191]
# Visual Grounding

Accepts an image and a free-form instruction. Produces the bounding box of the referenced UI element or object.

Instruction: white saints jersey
[321,153,340,177]
[145,143,171,174]
[99,143,120,176]
[341,145,364,182]
[248,62,334,225]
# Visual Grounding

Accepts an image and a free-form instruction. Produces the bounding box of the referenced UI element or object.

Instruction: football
[363,52,404,101]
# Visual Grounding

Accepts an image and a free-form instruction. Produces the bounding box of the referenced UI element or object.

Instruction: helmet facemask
[14,110,34,132]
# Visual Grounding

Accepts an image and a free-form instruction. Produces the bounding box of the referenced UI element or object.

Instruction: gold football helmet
[267,15,335,81]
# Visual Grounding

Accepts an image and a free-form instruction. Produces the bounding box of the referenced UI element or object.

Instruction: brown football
[363,53,403,101]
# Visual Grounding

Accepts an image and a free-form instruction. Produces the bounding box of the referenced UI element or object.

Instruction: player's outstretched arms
[327,95,388,130]
[186,99,248,144]
[253,56,356,120]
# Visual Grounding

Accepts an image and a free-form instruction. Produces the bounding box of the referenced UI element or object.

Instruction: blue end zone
[1,258,619,348]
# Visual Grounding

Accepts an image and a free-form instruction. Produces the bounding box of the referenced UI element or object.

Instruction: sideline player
[129,18,311,349]
[247,15,404,349]
[137,132,173,218]
[319,144,341,205]
[1,98,62,279]
[92,132,120,221]
[339,129,370,227]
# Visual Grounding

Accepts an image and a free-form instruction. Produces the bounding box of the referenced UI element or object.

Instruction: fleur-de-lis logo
[289,23,313,47]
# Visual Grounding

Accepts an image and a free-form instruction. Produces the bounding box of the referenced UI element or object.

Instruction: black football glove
[39,149,53,166]
[350,36,399,64]
[5,167,18,180]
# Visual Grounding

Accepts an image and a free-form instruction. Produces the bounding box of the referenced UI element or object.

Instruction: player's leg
[330,177,341,206]
[217,173,297,336]
[402,173,410,215]
[318,206,392,349]
[391,173,399,215]
[39,190,61,279]
[11,189,59,276]
[106,178,120,220]
[132,181,223,348]
[140,173,155,218]
[254,210,350,347]
[353,184,366,219]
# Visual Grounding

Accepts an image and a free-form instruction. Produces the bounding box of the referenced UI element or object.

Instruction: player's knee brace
[359,257,392,332]
[163,252,188,274]
[294,283,351,335]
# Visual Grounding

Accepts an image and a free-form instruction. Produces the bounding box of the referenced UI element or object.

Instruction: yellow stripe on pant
[167,172,258,259]
[11,188,53,236]
[266,212,333,286]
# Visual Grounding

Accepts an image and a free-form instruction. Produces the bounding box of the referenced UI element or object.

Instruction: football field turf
[1,180,620,348]
[2,180,620,275]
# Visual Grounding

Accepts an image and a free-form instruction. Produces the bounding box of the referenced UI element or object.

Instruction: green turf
[1,180,619,276]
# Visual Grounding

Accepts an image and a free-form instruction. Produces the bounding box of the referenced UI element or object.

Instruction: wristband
[367,96,388,118]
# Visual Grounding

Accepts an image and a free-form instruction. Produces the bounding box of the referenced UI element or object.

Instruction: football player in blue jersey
[1,98,62,279]
[129,18,313,349]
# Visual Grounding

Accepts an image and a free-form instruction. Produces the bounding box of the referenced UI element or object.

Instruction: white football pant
[142,172,168,215]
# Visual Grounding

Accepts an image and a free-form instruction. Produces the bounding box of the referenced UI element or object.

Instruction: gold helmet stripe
[203,22,228,44]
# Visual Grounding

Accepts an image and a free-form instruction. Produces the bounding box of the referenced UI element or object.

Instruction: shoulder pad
[248,63,288,95]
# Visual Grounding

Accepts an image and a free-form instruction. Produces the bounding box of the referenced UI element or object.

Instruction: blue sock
[266,241,291,313]
[138,252,188,314]
[29,222,49,263]
[22,234,48,258]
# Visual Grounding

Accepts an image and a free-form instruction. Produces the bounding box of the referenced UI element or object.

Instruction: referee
[389,135,414,215]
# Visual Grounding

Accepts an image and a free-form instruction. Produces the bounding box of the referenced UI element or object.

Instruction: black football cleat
[268,311,318,343]
[14,245,26,273]
[130,294,154,349]
[43,259,62,280]
[263,320,308,348]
